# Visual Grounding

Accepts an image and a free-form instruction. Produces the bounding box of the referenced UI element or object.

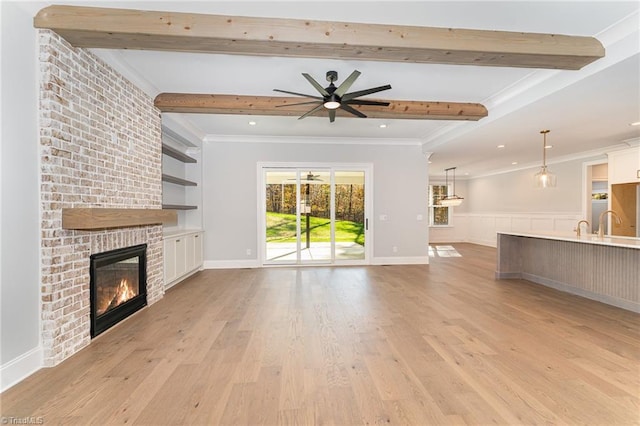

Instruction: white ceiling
[27,1,640,177]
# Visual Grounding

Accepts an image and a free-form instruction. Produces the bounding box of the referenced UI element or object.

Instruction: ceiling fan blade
[273,89,323,100]
[302,73,330,96]
[334,70,361,97]
[298,103,325,120]
[339,103,367,118]
[275,100,322,108]
[344,99,391,106]
[342,84,392,101]
[329,109,336,123]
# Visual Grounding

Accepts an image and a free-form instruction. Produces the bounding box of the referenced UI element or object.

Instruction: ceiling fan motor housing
[326,70,338,83]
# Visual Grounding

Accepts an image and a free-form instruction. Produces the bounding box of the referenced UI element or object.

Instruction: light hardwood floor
[2,243,639,425]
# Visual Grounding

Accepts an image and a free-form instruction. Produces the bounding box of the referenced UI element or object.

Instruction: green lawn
[266,212,364,245]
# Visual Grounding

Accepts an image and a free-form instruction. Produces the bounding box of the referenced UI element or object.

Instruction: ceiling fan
[274,70,391,122]
[287,172,324,182]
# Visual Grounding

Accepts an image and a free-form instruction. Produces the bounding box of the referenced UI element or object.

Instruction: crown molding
[421,10,640,152]
[465,143,635,179]
[203,134,423,146]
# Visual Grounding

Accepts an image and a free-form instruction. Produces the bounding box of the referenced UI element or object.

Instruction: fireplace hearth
[90,244,147,337]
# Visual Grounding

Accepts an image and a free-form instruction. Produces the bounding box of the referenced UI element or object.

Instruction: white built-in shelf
[161,130,200,229]
[162,204,198,210]
[162,144,196,163]
[162,174,197,186]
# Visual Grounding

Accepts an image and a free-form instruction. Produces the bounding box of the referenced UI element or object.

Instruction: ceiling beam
[154,94,488,121]
[35,5,604,70]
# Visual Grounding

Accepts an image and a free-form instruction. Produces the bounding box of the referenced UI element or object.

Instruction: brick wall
[39,30,164,366]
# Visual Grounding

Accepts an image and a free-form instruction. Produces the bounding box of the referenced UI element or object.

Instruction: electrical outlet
[246,249,252,256]
[417,214,423,221]
[392,246,398,253]
[380,214,388,221]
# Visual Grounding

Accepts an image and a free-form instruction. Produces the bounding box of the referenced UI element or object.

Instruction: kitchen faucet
[597,210,621,238]
[574,220,589,237]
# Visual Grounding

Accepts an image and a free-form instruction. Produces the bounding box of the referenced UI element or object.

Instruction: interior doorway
[583,160,608,234]
[259,164,371,265]
[611,182,640,237]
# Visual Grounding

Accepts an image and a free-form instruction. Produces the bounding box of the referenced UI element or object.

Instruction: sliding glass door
[262,166,369,265]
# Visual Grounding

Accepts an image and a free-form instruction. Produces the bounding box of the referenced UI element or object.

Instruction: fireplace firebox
[90,244,147,337]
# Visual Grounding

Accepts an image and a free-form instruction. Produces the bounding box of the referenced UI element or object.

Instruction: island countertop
[497,231,640,250]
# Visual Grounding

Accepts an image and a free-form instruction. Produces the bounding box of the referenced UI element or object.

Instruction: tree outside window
[429,184,451,226]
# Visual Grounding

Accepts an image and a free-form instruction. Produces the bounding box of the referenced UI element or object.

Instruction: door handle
[365,218,368,231]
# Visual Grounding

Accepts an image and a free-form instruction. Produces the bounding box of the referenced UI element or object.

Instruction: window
[429,184,451,226]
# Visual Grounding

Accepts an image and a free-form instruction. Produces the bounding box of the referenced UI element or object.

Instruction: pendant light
[533,129,557,188]
[438,167,464,207]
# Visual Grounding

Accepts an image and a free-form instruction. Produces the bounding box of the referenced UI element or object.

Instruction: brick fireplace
[39,30,164,366]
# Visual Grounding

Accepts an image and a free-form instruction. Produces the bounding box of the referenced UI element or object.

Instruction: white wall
[468,159,585,213]
[430,158,598,246]
[1,2,43,390]
[201,140,429,266]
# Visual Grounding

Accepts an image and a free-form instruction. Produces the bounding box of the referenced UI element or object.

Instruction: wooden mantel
[62,208,177,230]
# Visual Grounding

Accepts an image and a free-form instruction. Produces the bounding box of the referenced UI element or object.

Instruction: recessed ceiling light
[545,145,553,149]
[248,121,257,126]
[464,172,469,175]
[512,161,518,165]
[631,121,640,126]
[497,144,505,149]
[379,124,387,128]
[428,160,432,164]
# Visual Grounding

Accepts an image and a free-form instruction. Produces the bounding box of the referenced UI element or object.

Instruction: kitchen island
[496,231,640,312]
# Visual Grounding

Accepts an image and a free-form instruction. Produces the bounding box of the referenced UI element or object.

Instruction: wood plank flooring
[2,243,639,425]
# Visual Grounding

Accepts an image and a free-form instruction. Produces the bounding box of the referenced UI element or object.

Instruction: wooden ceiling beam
[154,94,488,121]
[35,5,604,70]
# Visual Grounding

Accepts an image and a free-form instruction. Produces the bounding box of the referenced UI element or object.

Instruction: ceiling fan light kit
[274,70,392,122]
[534,129,557,188]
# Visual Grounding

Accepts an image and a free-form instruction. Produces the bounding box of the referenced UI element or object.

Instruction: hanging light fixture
[533,129,557,188]
[438,167,464,207]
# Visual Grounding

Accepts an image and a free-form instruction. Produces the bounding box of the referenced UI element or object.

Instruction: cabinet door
[175,237,187,278]
[186,234,196,271]
[164,238,177,284]
[193,233,203,268]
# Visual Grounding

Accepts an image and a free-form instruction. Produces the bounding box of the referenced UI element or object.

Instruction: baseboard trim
[164,267,202,290]
[372,256,429,265]
[203,259,261,269]
[204,257,429,268]
[467,238,497,248]
[1,345,43,392]
[521,272,640,313]
[495,271,522,279]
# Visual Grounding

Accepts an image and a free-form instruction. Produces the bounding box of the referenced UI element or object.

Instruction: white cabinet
[163,230,204,289]
[164,237,177,283]
[193,233,203,267]
[186,232,203,272]
[174,237,187,278]
[608,147,640,184]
